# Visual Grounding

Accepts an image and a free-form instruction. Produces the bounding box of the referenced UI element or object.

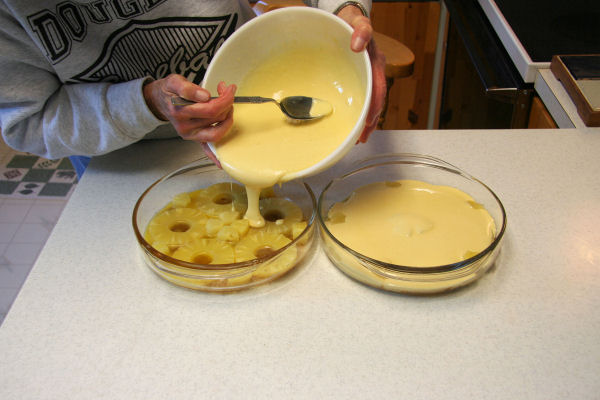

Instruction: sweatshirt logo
[28,0,169,63]
[27,0,236,85]
[70,16,236,84]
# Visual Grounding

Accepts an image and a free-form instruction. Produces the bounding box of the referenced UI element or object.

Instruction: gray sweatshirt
[0,0,370,159]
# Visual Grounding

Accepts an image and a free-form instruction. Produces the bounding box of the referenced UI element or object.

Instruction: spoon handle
[170,96,275,106]
[232,96,276,104]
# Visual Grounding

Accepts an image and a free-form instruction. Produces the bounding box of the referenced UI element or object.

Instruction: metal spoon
[170,95,333,121]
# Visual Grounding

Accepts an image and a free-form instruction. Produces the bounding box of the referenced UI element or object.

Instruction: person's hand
[143,74,236,165]
[335,4,387,143]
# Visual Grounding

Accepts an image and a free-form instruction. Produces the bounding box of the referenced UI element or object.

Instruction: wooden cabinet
[528,95,558,129]
[371,1,442,129]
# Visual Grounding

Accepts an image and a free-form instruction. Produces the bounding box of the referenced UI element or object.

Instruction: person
[0,0,385,177]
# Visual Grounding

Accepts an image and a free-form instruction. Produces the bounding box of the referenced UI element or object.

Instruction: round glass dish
[132,159,317,292]
[317,154,507,294]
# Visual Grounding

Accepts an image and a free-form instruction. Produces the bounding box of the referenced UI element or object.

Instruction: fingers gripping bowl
[132,159,317,292]
[317,154,507,295]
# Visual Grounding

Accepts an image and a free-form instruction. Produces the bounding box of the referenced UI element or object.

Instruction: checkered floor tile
[0,154,77,198]
[0,140,73,326]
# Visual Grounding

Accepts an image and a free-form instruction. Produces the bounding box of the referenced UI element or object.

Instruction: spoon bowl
[171,95,333,121]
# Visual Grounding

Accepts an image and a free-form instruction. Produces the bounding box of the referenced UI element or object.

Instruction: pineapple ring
[172,238,235,265]
[146,208,207,246]
[234,230,298,279]
[167,239,250,289]
[253,246,297,279]
[191,182,247,217]
[234,230,292,262]
[259,197,303,238]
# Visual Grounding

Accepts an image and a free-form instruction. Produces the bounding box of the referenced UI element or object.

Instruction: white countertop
[1,130,599,399]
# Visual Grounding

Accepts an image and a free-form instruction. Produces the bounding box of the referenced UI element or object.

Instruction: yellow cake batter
[326,180,496,267]
[214,44,365,227]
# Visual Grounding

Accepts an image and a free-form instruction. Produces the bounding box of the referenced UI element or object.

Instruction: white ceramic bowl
[204,7,372,180]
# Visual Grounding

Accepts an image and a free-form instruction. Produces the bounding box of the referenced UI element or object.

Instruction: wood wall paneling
[371,2,441,130]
